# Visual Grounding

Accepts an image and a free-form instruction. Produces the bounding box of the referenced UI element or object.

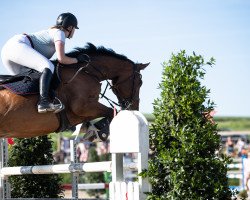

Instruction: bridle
[61,54,142,110]
[110,64,142,110]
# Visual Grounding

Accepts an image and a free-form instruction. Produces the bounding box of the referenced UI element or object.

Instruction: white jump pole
[109,110,151,200]
[0,161,112,175]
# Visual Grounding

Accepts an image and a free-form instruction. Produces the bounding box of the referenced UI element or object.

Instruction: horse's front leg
[71,101,115,142]
[71,101,114,121]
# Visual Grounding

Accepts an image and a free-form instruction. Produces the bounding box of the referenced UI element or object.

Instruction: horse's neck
[60,57,131,82]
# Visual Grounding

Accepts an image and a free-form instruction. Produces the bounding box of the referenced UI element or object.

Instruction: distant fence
[227,157,250,191]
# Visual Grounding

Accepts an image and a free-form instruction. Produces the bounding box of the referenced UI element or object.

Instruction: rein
[62,54,91,84]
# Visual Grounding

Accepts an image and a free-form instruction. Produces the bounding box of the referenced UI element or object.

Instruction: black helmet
[56,12,79,29]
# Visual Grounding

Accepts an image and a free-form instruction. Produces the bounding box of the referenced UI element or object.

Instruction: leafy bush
[146,51,233,199]
[8,136,64,198]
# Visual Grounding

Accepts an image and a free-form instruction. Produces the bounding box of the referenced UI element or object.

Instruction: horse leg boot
[37,68,64,113]
[83,117,111,142]
[94,117,111,140]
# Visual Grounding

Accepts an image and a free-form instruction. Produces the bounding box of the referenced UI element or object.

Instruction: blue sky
[0,0,250,116]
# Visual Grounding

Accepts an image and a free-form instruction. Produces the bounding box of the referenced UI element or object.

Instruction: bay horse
[0,43,149,138]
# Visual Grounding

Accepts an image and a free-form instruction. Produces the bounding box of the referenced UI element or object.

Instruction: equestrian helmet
[56,12,79,29]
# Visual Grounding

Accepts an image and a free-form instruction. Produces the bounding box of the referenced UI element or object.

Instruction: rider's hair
[50,25,65,30]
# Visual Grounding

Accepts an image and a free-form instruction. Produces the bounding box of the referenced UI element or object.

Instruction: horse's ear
[137,62,150,70]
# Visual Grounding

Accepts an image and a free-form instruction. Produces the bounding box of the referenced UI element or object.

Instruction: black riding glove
[77,54,89,63]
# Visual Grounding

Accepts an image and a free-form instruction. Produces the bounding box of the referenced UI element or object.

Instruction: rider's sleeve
[53,30,65,43]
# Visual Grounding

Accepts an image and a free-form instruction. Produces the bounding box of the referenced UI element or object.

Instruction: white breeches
[1,34,54,75]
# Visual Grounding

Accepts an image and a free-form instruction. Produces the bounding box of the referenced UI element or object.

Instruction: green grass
[144,114,250,131]
[228,178,240,186]
[214,117,250,131]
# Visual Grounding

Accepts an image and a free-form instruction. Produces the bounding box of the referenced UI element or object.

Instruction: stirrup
[53,97,64,113]
[37,97,64,114]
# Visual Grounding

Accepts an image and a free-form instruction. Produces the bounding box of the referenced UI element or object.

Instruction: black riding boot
[37,68,63,113]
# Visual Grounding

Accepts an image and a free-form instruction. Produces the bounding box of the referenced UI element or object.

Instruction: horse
[0,43,149,139]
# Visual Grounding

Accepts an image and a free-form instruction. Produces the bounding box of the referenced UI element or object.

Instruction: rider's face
[66,26,75,39]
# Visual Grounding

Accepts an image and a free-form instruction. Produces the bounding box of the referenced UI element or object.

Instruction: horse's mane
[66,43,131,62]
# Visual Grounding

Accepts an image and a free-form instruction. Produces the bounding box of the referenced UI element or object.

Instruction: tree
[8,136,64,198]
[145,51,233,199]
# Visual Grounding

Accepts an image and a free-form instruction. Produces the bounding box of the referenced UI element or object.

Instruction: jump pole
[0,162,112,175]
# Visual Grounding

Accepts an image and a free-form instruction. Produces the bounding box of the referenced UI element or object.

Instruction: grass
[214,117,250,131]
[228,178,240,186]
[144,114,250,131]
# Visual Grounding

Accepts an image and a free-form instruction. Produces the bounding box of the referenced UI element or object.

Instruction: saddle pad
[1,71,41,95]
[1,69,61,96]
[2,78,39,95]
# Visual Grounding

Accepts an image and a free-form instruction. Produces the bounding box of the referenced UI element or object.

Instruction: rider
[1,12,86,113]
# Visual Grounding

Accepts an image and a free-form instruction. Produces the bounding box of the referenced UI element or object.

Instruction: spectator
[96,142,109,156]
[236,137,245,157]
[60,137,71,163]
[225,136,234,156]
[76,142,89,162]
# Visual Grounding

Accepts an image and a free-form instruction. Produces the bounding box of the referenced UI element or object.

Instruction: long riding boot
[37,68,64,113]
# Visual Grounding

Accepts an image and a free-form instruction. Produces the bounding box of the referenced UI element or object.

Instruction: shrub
[146,51,233,199]
[8,136,64,198]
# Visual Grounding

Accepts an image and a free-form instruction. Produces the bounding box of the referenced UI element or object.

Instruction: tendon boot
[94,117,111,141]
[82,118,111,142]
[37,68,64,113]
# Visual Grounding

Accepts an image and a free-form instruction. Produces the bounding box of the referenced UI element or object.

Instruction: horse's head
[111,62,149,110]
[63,43,149,111]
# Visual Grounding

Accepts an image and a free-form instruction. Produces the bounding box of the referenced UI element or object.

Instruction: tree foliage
[8,136,64,198]
[146,51,233,199]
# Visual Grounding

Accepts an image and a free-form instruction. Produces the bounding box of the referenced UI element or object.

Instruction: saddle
[0,74,22,83]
